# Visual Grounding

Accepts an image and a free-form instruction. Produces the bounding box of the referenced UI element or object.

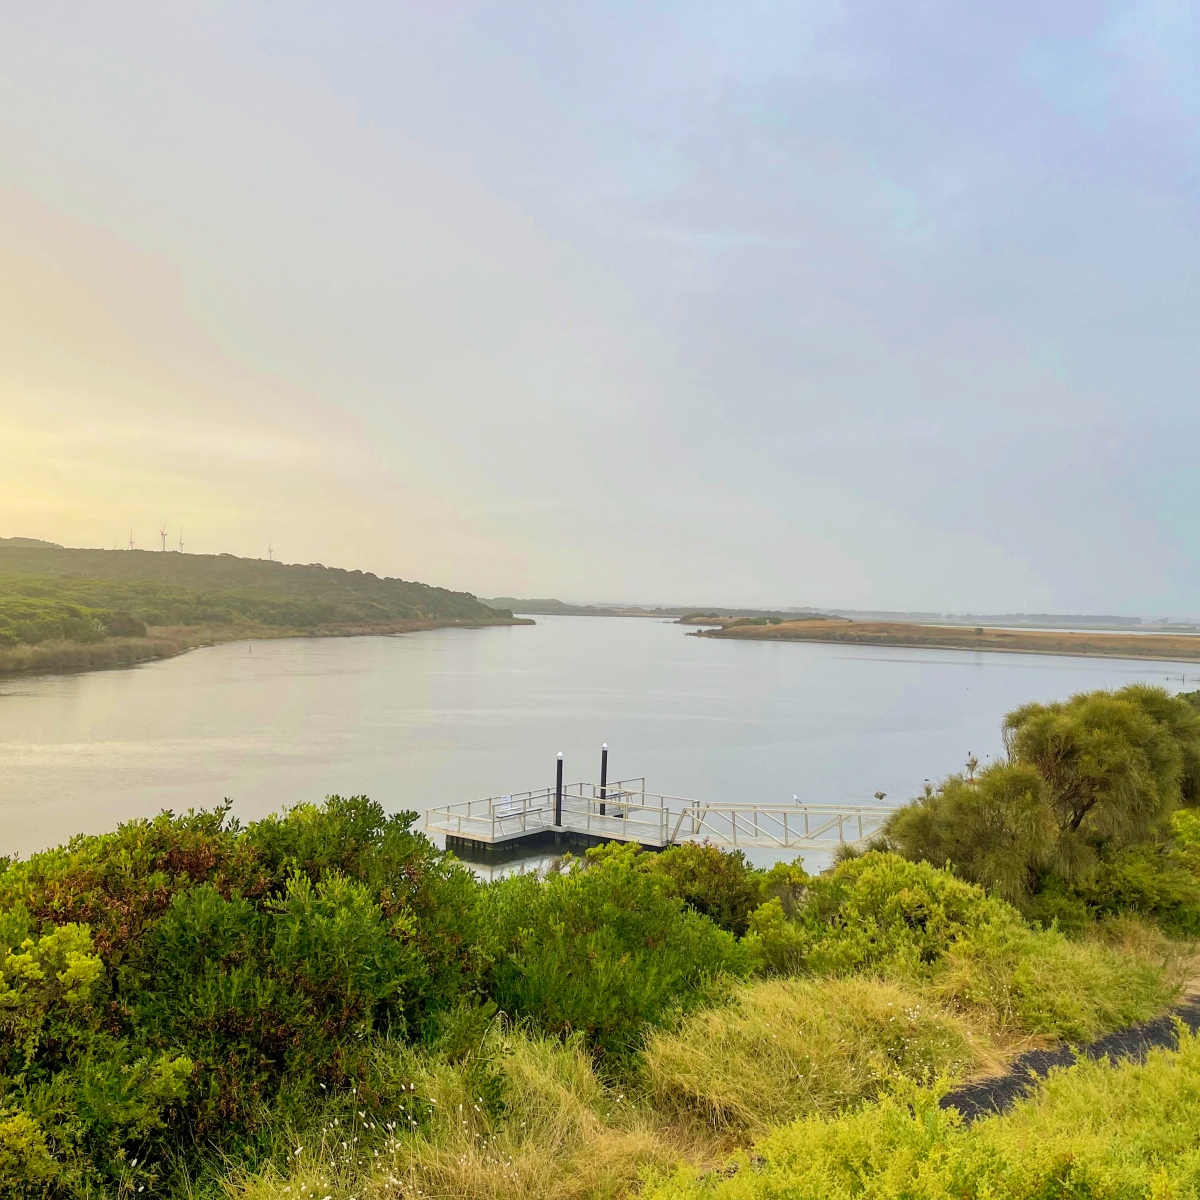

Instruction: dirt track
[941,996,1200,1122]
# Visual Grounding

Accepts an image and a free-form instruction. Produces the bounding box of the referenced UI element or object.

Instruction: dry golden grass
[229,1031,721,1200]
[644,977,998,1136]
[0,634,186,675]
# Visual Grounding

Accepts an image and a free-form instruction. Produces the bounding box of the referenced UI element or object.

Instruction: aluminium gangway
[425,779,891,858]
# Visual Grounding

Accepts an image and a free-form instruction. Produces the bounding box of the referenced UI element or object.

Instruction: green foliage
[644,1029,1200,1200]
[884,686,1200,925]
[0,596,143,648]
[0,797,486,1192]
[1003,685,1194,856]
[485,852,749,1064]
[0,804,263,968]
[0,541,506,644]
[885,763,1054,902]
[643,843,767,936]
[1045,847,1200,936]
[0,1110,60,1198]
[131,872,423,1135]
[934,909,1170,1041]
[586,841,768,936]
[243,796,490,1019]
[0,908,102,1073]
[745,852,1016,978]
[744,852,1172,1042]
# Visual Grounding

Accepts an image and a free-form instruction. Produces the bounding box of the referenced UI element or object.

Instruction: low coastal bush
[485,851,750,1064]
[635,842,768,937]
[744,852,1018,977]
[0,596,145,648]
[745,852,1175,1041]
[644,1028,1200,1200]
[934,913,1172,1041]
[0,798,487,1194]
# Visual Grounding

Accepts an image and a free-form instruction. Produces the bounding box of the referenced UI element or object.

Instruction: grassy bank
[696,616,1200,661]
[5,684,1200,1198]
[0,616,533,677]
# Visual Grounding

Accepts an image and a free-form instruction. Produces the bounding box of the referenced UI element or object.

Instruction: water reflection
[1,615,1194,861]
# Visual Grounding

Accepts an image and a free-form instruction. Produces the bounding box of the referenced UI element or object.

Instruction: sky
[0,3,1197,615]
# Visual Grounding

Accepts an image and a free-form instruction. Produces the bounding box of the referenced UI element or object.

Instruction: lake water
[2,615,1197,866]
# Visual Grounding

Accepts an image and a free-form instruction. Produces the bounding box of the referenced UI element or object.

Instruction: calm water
[2,615,1197,864]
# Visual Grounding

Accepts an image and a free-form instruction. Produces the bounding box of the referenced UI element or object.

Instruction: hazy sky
[1,3,1197,614]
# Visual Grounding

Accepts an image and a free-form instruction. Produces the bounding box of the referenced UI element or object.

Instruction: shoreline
[0,616,534,679]
[692,619,1200,664]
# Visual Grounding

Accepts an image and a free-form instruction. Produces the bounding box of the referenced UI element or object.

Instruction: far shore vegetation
[5,684,1200,1197]
[0,538,527,676]
[691,614,1200,661]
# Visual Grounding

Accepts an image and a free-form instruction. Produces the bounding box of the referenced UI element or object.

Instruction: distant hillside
[482,597,640,616]
[0,542,518,674]
[0,544,505,625]
[0,536,62,549]
[482,597,833,620]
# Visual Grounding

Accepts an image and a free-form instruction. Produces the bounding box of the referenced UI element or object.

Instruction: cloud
[0,4,1196,612]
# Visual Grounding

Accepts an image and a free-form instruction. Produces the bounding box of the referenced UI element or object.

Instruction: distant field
[697,617,1200,661]
[0,540,525,674]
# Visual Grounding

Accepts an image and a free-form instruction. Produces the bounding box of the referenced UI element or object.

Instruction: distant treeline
[483,596,833,621]
[0,543,508,648]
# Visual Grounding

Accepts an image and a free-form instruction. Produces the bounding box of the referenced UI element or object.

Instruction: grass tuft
[643,977,994,1135]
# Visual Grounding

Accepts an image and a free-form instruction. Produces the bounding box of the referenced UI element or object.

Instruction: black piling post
[554,752,564,827]
[600,743,608,815]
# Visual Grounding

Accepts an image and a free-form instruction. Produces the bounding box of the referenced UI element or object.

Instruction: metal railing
[425,779,891,850]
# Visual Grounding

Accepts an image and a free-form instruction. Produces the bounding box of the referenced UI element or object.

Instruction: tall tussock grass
[644,977,994,1135]
[232,1025,715,1200]
[935,917,1176,1042]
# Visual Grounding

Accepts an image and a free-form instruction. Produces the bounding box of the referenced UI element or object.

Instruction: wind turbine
[128,529,135,551]
[177,529,185,553]
[267,539,274,562]
[159,525,168,552]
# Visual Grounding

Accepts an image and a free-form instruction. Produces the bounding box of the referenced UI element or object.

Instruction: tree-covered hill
[0,540,519,673]
[0,541,507,631]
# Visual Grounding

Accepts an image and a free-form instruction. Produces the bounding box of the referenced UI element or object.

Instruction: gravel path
[940,996,1200,1123]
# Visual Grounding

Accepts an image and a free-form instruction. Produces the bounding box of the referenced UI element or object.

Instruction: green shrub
[0,804,263,971]
[745,852,1017,978]
[884,686,1200,920]
[486,853,749,1063]
[244,796,489,1017]
[0,798,487,1190]
[587,841,768,936]
[884,763,1054,902]
[1055,847,1200,936]
[936,914,1172,1041]
[0,907,102,1072]
[131,872,424,1132]
[0,1110,59,1198]
[1004,686,1193,859]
